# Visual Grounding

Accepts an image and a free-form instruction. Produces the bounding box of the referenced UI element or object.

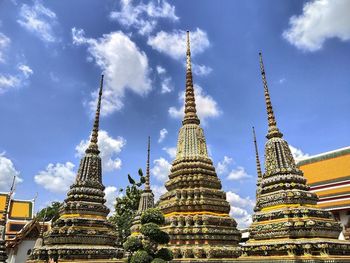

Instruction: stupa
[28,75,122,262]
[0,177,15,263]
[158,31,241,261]
[241,53,350,262]
[0,176,16,263]
[252,127,262,213]
[131,136,155,234]
[0,229,6,263]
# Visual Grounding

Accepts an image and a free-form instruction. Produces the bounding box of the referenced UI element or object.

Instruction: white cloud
[278,78,286,84]
[217,156,251,181]
[226,191,254,229]
[0,153,23,192]
[168,85,221,124]
[227,166,252,181]
[0,33,33,94]
[75,130,126,172]
[217,156,233,175]
[0,75,20,92]
[163,147,176,159]
[283,0,350,51]
[156,65,166,74]
[18,64,33,78]
[0,33,10,63]
[104,186,117,214]
[156,65,173,93]
[34,162,75,193]
[72,28,152,116]
[160,76,173,94]
[151,184,167,202]
[110,0,178,36]
[0,64,33,94]
[151,157,171,182]
[158,128,168,143]
[17,1,58,42]
[289,145,309,162]
[192,63,212,76]
[147,28,210,60]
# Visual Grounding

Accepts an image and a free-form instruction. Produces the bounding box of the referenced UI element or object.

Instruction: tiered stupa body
[131,136,155,234]
[0,176,15,263]
[158,32,241,261]
[28,76,122,262]
[0,231,6,263]
[242,53,350,262]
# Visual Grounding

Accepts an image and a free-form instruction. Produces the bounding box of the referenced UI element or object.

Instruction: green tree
[123,208,173,263]
[109,169,145,245]
[36,201,61,222]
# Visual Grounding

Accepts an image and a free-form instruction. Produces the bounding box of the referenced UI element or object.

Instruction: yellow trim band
[261,204,315,212]
[60,214,106,219]
[164,211,229,217]
[252,216,335,226]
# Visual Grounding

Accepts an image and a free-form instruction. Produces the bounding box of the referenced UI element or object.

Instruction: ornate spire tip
[259,53,282,139]
[145,136,151,191]
[86,75,104,154]
[182,30,200,125]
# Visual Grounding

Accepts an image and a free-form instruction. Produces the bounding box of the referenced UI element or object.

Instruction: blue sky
[0,0,349,228]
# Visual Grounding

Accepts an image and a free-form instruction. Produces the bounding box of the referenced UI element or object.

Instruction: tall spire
[259,52,283,139]
[182,31,200,126]
[253,127,262,212]
[145,136,151,191]
[252,127,262,182]
[86,74,104,154]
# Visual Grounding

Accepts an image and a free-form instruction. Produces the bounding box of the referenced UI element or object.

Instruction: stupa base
[27,260,124,263]
[167,245,241,260]
[241,239,350,262]
[236,255,350,262]
[0,239,7,263]
[26,245,124,263]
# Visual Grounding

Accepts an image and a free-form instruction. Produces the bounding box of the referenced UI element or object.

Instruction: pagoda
[252,127,262,213]
[131,136,155,234]
[0,176,15,263]
[28,75,122,262]
[241,53,350,262]
[158,31,241,261]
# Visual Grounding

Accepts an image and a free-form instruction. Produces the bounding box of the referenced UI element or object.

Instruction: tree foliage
[123,236,143,252]
[36,201,61,222]
[151,259,166,263]
[130,250,152,263]
[109,169,145,245]
[140,208,165,225]
[124,208,173,263]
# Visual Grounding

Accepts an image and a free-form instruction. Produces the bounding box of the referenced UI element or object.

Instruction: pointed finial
[1,175,16,239]
[86,75,104,154]
[39,207,48,238]
[9,175,16,195]
[145,136,151,191]
[252,127,262,181]
[182,31,200,125]
[259,52,283,139]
